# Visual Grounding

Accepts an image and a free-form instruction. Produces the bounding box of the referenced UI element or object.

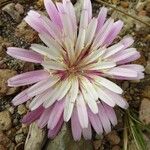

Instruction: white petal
[42,60,66,70]
[63,76,79,121]
[31,44,58,60]
[85,18,98,46]
[84,61,116,70]
[81,87,98,114]
[95,85,116,107]
[95,76,123,94]
[80,76,98,100]
[27,77,59,97]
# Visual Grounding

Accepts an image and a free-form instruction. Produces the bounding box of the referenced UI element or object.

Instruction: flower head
[7,0,144,140]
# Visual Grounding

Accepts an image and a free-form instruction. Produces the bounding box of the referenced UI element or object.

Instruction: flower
[7,0,144,140]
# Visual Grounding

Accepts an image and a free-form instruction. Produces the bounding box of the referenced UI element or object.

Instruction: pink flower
[7,0,144,140]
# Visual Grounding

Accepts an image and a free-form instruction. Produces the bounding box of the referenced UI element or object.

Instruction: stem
[95,0,150,27]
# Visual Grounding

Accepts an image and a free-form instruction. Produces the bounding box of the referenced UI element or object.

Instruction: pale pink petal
[24,10,49,34]
[83,0,92,22]
[98,103,111,133]
[77,94,89,128]
[8,70,49,87]
[106,67,138,78]
[92,18,114,49]
[117,52,140,64]
[104,20,124,46]
[29,89,52,111]
[71,107,82,141]
[102,102,117,126]
[22,106,44,124]
[48,101,64,129]
[7,47,43,63]
[87,107,103,134]
[48,116,63,139]
[12,89,30,106]
[27,77,60,97]
[44,0,62,28]
[82,123,92,140]
[37,107,52,128]
[120,36,134,49]
[96,7,108,32]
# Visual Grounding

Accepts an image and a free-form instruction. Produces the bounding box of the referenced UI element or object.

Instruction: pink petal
[44,0,62,28]
[98,103,111,133]
[120,36,134,49]
[71,107,82,141]
[87,107,103,134]
[102,102,117,126]
[104,20,124,46]
[48,116,63,139]
[12,89,30,106]
[77,94,89,128]
[22,106,44,124]
[83,0,92,22]
[27,77,59,97]
[82,123,92,140]
[106,67,138,78]
[24,10,49,34]
[37,106,52,128]
[48,101,64,129]
[7,47,43,63]
[8,70,49,87]
[96,7,108,32]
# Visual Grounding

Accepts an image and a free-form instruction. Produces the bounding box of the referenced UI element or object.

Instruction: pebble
[122,81,129,90]
[93,140,102,150]
[15,133,25,143]
[15,3,24,14]
[0,111,12,131]
[0,145,5,150]
[17,104,27,115]
[0,131,13,148]
[0,69,18,95]
[120,1,129,8]
[142,86,150,99]
[8,106,15,114]
[139,98,150,124]
[112,145,121,150]
[15,20,38,43]
[145,61,150,74]
[2,3,22,22]
[106,131,120,145]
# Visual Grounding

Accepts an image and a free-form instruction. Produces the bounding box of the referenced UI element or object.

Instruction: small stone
[106,131,120,145]
[0,111,12,131]
[0,69,18,95]
[15,3,24,14]
[93,140,102,150]
[122,81,129,90]
[0,131,13,148]
[15,133,25,143]
[0,145,5,150]
[8,106,15,114]
[112,145,121,150]
[142,86,150,99]
[15,20,38,43]
[139,98,150,124]
[145,61,150,74]
[2,3,21,22]
[120,1,129,8]
[17,104,27,115]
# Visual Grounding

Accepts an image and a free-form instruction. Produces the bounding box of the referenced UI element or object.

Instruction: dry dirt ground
[0,0,150,150]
